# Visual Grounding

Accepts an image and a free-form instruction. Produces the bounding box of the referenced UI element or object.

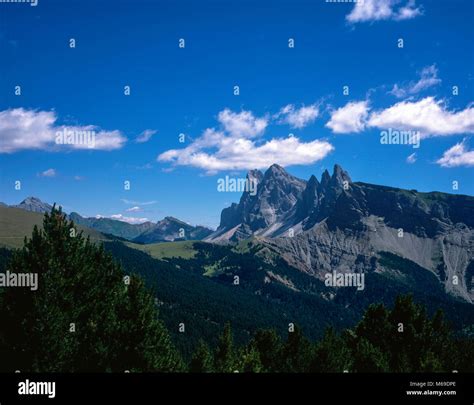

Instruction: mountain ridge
[3,197,213,243]
[206,164,474,303]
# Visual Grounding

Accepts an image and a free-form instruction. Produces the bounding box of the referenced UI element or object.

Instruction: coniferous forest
[0,207,473,373]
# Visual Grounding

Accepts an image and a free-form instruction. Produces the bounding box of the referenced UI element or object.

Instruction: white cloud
[390,65,441,98]
[135,129,157,143]
[325,101,369,134]
[326,98,474,137]
[158,108,334,172]
[436,140,474,168]
[109,214,150,224]
[160,136,334,172]
[39,168,56,177]
[126,206,142,212]
[276,104,319,128]
[368,97,474,138]
[346,0,422,23]
[120,199,157,206]
[0,108,126,153]
[406,152,417,164]
[217,109,268,138]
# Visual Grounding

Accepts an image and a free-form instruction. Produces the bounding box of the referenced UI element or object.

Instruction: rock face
[208,164,306,241]
[206,164,474,303]
[13,197,53,213]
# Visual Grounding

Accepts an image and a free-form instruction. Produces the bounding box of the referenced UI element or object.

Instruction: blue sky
[0,0,473,228]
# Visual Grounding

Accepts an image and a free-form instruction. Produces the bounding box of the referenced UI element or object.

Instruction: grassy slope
[125,240,199,260]
[0,206,109,249]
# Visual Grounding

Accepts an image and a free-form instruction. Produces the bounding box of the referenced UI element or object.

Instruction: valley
[1,163,473,360]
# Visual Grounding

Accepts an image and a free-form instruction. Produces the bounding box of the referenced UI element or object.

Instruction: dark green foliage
[351,338,389,372]
[237,345,263,373]
[101,238,474,364]
[189,340,213,372]
[310,328,352,372]
[281,326,313,372]
[0,207,182,372]
[200,296,473,373]
[346,295,458,372]
[214,323,236,372]
[103,241,301,360]
[249,329,283,372]
[1,209,472,373]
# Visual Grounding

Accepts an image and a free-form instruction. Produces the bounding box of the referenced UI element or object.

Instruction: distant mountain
[69,212,156,241]
[133,216,213,243]
[13,197,53,213]
[206,164,474,303]
[7,198,212,243]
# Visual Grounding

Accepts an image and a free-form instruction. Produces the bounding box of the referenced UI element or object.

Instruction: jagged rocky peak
[211,163,360,240]
[320,169,331,188]
[331,164,352,186]
[239,169,263,201]
[255,163,306,213]
[162,216,186,224]
[296,175,320,220]
[308,174,319,186]
[265,163,286,175]
[263,163,299,184]
[247,169,264,183]
[14,196,53,213]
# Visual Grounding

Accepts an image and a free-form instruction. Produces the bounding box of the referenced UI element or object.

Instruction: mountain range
[206,164,474,303]
[3,197,213,243]
[1,164,474,358]
[2,164,473,304]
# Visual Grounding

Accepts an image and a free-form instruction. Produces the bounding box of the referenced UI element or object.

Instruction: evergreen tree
[250,329,283,372]
[351,295,453,372]
[310,327,352,372]
[214,323,236,372]
[281,325,313,372]
[0,206,182,372]
[189,339,213,372]
[351,338,389,372]
[237,345,263,373]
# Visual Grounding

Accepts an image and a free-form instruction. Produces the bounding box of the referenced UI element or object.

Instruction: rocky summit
[206,164,474,303]
[13,197,53,214]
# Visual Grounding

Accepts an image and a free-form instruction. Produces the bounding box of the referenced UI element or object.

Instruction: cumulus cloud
[217,109,268,138]
[135,129,157,143]
[325,101,369,134]
[389,65,441,98]
[346,0,422,23]
[368,97,474,138]
[436,140,474,168]
[158,108,334,173]
[326,98,474,138]
[39,168,56,177]
[0,108,126,153]
[276,104,319,128]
